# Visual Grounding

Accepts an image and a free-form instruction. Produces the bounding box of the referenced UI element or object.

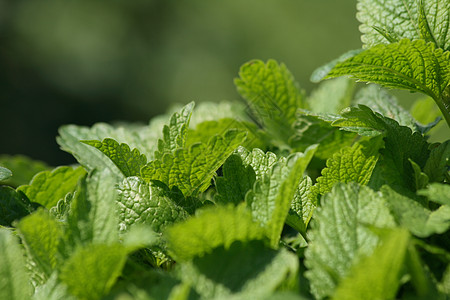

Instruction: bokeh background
[1,0,448,166]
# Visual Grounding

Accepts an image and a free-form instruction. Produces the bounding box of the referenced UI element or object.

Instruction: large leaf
[304,183,396,299]
[326,39,450,102]
[18,166,86,209]
[357,0,450,50]
[0,229,32,300]
[141,129,247,197]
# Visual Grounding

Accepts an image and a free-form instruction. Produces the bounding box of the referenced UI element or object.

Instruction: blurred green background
[1,0,448,166]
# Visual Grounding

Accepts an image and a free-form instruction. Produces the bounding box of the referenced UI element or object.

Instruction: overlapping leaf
[0,186,36,226]
[0,155,50,188]
[424,141,450,183]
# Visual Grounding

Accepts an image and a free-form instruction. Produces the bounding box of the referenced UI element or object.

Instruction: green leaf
[235,59,305,144]
[307,77,355,114]
[310,137,382,202]
[409,159,429,190]
[83,138,147,178]
[18,166,86,209]
[155,102,194,160]
[311,49,364,83]
[246,146,317,247]
[32,273,76,300]
[0,155,50,188]
[0,229,32,300]
[177,240,298,300]
[141,129,247,197]
[357,0,450,50]
[332,228,410,300]
[410,96,444,133]
[0,186,36,226]
[304,183,396,299]
[59,243,129,300]
[189,101,251,128]
[419,183,450,205]
[117,177,189,233]
[286,176,314,234]
[326,39,450,102]
[0,167,12,181]
[16,209,64,281]
[166,204,266,261]
[382,185,450,237]
[232,147,279,181]
[424,141,450,183]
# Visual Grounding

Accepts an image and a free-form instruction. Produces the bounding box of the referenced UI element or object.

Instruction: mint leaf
[189,101,251,128]
[0,155,50,188]
[419,183,450,205]
[16,209,64,282]
[59,243,129,300]
[332,228,410,300]
[410,96,444,133]
[0,229,32,300]
[310,137,382,202]
[0,167,12,181]
[0,186,36,226]
[357,0,450,50]
[83,138,147,177]
[286,176,314,234]
[307,77,355,114]
[166,204,266,261]
[424,141,450,183]
[235,59,305,145]
[141,129,247,197]
[32,273,75,300]
[326,39,450,102]
[155,102,194,160]
[409,159,429,190]
[305,183,396,299]
[17,166,86,209]
[311,49,364,83]
[117,177,189,233]
[177,241,298,300]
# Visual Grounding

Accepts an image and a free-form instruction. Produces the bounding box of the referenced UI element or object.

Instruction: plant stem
[437,86,450,130]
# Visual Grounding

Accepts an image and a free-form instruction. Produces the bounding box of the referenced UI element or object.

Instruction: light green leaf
[177,240,298,300]
[307,77,355,114]
[0,186,36,226]
[410,96,443,133]
[382,185,450,237]
[16,209,64,282]
[232,147,278,181]
[235,59,305,144]
[304,183,396,299]
[83,138,147,177]
[311,49,364,83]
[310,137,382,202]
[117,177,189,233]
[357,0,450,50]
[332,228,410,300]
[0,167,12,181]
[419,183,450,205]
[32,272,76,300]
[0,155,50,188]
[59,243,129,300]
[166,204,266,261]
[189,101,251,128]
[424,141,450,183]
[326,39,450,102]
[0,228,32,300]
[155,102,194,160]
[286,176,314,234]
[18,166,86,209]
[141,129,247,197]
[121,224,160,251]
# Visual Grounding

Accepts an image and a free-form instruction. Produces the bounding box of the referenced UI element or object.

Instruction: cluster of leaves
[1,1,450,299]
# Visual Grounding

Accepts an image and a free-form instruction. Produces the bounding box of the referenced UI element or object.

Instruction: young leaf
[325,39,450,103]
[304,183,396,299]
[0,155,50,188]
[0,229,32,300]
[235,59,305,144]
[0,186,36,226]
[424,141,450,183]
[331,228,410,300]
[286,176,314,234]
[83,138,147,177]
[155,102,194,160]
[165,204,266,262]
[0,167,12,181]
[177,241,298,300]
[117,177,189,233]
[17,166,86,209]
[141,129,247,197]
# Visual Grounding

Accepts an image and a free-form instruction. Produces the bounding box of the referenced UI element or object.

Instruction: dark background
[1,0,447,166]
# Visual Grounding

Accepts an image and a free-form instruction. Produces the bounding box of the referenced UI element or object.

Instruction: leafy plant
[0,1,449,299]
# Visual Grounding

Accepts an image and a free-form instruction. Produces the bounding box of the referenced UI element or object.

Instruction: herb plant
[1,1,450,299]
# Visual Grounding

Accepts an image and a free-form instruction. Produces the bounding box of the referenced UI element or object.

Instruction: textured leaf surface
[286,176,314,234]
[0,186,36,226]
[18,166,86,209]
[166,204,266,261]
[424,141,450,183]
[326,39,450,102]
[59,243,128,300]
[117,177,189,233]
[332,229,410,300]
[0,229,31,300]
[83,138,147,177]
[357,0,450,50]
[177,241,298,300]
[305,183,396,299]
[235,59,304,144]
[141,129,247,197]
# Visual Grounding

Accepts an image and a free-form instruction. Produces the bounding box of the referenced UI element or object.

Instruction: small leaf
[424,141,450,183]
[418,183,450,205]
[307,77,355,114]
[0,186,36,226]
[0,167,12,181]
[0,155,50,188]
[286,176,314,234]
